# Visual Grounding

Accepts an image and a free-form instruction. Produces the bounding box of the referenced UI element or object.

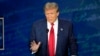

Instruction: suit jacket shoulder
[58,19,73,28]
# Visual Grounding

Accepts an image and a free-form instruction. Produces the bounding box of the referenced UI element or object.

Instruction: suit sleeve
[30,23,36,42]
[30,24,38,55]
[68,23,78,55]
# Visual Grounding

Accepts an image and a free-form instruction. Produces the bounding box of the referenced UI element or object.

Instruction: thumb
[38,42,41,46]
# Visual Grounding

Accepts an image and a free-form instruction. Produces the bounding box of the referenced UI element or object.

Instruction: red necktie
[48,23,55,56]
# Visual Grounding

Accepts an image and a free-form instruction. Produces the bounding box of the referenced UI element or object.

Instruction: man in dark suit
[30,2,77,56]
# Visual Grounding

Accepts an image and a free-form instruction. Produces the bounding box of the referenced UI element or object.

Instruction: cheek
[53,14,58,18]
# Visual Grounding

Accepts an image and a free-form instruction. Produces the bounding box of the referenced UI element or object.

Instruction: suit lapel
[42,19,48,44]
[56,19,64,56]
[39,19,48,56]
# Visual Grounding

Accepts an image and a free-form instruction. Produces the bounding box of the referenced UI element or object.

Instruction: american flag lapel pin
[60,28,63,31]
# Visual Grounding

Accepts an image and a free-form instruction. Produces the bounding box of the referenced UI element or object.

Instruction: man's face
[45,9,59,23]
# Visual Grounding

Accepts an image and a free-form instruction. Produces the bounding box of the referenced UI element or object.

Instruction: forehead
[45,8,57,12]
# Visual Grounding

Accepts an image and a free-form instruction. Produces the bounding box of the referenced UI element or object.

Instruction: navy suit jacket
[30,19,77,56]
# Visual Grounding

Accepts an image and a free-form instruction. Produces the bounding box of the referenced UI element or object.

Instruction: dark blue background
[0,0,100,56]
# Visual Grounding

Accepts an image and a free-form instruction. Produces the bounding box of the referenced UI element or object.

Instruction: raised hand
[30,40,41,53]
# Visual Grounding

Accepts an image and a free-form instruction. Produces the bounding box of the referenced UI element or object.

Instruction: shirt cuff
[31,52,36,54]
[71,55,76,56]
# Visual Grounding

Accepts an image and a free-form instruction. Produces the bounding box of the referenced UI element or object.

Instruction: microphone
[46,29,49,33]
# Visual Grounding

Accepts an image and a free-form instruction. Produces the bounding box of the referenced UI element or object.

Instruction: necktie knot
[51,23,54,26]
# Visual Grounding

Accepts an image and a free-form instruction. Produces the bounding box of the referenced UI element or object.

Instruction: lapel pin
[60,28,63,31]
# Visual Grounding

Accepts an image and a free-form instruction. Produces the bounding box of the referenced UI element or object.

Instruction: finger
[30,43,33,47]
[32,40,36,43]
[31,40,36,44]
[38,42,41,46]
[31,41,36,46]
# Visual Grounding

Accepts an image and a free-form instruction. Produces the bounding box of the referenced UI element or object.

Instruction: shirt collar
[47,18,58,25]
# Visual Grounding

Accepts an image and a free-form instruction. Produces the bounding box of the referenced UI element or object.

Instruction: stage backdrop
[0,0,100,56]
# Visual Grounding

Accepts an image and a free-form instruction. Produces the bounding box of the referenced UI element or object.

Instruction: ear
[57,12,59,16]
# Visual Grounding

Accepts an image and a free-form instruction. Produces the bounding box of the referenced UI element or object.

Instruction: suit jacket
[30,19,77,56]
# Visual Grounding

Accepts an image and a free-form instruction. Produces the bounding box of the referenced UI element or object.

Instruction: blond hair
[44,2,59,12]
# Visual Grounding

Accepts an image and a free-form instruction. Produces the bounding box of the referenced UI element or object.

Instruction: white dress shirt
[47,19,58,53]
